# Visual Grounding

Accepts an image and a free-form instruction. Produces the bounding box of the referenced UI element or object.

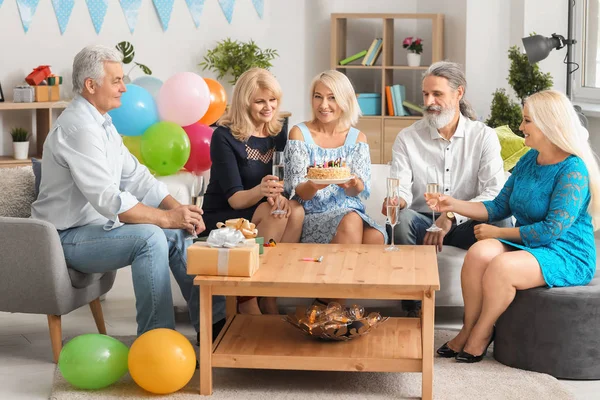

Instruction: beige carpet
[49,330,574,400]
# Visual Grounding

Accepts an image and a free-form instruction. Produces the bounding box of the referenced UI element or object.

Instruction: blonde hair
[217,68,283,141]
[525,90,600,228]
[309,70,361,128]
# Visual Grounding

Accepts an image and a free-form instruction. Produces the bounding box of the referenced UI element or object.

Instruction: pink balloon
[157,72,210,126]
[183,122,213,173]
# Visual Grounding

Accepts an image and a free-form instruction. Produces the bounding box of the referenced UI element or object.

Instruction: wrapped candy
[216,218,258,239]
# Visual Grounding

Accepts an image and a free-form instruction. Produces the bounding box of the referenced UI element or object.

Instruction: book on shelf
[391,84,408,116]
[403,100,424,116]
[361,38,380,66]
[385,86,394,116]
[368,39,383,66]
[339,50,367,66]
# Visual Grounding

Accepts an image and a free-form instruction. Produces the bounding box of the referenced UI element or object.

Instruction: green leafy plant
[199,38,279,85]
[486,44,553,135]
[10,127,30,142]
[115,41,152,81]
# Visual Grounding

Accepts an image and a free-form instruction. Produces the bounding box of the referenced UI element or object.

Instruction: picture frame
[0,82,4,102]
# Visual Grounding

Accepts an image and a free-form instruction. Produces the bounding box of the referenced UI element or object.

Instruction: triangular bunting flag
[120,0,142,34]
[51,0,75,35]
[16,0,40,33]
[152,0,174,31]
[85,0,108,34]
[185,0,205,28]
[0,1,4,8]
[251,0,263,19]
[218,0,235,24]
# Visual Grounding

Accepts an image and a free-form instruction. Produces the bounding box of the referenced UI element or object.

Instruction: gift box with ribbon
[25,65,52,86]
[187,227,260,277]
[34,84,60,102]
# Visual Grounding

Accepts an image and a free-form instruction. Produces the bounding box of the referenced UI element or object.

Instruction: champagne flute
[425,165,442,232]
[385,184,400,252]
[271,151,286,215]
[190,174,204,208]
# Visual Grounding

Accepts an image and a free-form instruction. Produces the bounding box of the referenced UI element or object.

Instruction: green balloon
[141,122,191,176]
[58,334,129,390]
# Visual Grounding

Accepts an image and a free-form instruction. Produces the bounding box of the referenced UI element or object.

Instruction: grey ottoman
[494,276,600,379]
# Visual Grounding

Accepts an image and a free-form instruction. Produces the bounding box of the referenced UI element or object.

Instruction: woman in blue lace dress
[430,90,600,363]
[284,70,386,244]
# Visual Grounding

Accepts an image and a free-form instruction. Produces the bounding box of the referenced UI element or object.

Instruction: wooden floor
[0,268,596,399]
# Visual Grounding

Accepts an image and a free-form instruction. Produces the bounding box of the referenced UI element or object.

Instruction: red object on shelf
[25,65,52,86]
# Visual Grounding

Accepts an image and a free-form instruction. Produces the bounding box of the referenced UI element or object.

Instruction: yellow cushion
[495,125,530,171]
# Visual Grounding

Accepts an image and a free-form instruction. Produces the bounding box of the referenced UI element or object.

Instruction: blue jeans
[59,224,226,335]
[388,209,513,311]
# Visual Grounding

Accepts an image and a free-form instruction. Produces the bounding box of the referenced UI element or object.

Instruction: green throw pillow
[494,125,530,172]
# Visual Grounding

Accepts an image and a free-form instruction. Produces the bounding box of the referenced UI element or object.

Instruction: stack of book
[385,84,424,117]
[338,37,383,66]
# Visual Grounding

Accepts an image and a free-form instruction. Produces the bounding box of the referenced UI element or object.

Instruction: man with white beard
[381,61,512,316]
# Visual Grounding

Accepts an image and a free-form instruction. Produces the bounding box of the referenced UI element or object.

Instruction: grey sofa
[0,166,116,363]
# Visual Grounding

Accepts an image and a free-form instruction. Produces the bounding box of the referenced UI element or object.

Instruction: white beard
[424,106,456,130]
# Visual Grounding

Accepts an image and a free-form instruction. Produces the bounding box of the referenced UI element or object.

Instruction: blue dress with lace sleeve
[482,149,596,287]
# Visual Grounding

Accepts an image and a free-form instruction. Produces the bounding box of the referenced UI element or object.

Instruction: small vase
[13,142,29,160]
[407,53,421,67]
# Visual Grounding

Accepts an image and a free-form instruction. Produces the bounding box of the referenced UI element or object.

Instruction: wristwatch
[446,211,456,221]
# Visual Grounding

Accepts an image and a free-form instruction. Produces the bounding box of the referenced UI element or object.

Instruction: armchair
[0,166,116,363]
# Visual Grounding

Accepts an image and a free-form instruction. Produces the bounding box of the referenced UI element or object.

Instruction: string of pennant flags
[9,0,264,35]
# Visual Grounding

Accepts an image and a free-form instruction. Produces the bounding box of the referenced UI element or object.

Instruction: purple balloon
[157,72,210,126]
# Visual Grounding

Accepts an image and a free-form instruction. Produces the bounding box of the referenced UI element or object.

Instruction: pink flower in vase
[402,37,413,46]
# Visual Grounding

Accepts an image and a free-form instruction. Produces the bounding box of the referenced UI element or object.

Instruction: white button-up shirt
[31,95,169,231]
[391,113,505,225]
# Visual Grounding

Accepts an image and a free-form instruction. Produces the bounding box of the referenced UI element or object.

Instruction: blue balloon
[132,76,163,98]
[109,84,159,137]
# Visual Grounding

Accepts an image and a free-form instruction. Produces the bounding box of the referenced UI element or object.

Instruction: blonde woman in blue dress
[285,70,386,245]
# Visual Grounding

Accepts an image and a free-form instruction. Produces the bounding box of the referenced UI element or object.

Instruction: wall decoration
[218,0,235,24]
[251,0,263,19]
[120,0,142,33]
[86,0,108,34]
[51,0,75,35]
[16,0,40,33]
[152,0,174,31]
[185,0,205,28]
[0,1,4,9]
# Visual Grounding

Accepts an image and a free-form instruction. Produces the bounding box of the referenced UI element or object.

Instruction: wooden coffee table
[193,243,439,399]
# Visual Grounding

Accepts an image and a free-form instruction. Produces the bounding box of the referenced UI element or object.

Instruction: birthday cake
[307,159,351,180]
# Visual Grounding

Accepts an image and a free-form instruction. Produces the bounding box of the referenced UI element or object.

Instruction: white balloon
[131,76,163,98]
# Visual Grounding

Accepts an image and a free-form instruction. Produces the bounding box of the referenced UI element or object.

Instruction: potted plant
[199,38,279,86]
[403,37,424,67]
[10,127,30,160]
[486,44,553,135]
[115,41,152,84]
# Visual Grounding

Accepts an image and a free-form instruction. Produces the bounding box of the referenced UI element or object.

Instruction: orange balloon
[128,328,196,394]
[199,78,227,126]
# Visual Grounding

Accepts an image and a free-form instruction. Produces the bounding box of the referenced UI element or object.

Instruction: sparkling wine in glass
[190,175,204,209]
[385,186,400,252]
[425,166,442,232]
[271,151,286,215]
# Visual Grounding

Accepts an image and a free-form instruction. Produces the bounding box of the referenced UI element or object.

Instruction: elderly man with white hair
[31,45,226,342]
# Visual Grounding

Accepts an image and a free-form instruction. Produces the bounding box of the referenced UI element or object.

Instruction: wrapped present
[14,85,35,103]
[46,75,63,86]
[245,237,264,255]
[25,65,52,86]
[187,228,260,277]
[34,85,60,102]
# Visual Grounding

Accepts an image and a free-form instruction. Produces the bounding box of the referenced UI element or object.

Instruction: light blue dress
[284,123,387,244]
[483,150,596,287]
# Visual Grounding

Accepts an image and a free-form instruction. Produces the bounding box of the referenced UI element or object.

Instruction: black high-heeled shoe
[455,327,495,363]
[437,342,459,358]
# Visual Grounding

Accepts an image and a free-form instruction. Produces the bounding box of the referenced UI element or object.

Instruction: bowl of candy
[283,302,388,341]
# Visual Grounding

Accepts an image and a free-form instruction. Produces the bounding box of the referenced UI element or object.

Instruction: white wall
[0,0,470,157]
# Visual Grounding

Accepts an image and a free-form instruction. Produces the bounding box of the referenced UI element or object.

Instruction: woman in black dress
[202,68,304,315]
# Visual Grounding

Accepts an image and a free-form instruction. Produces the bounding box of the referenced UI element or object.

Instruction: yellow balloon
[128,328,196,394]
[122,135,143,163]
